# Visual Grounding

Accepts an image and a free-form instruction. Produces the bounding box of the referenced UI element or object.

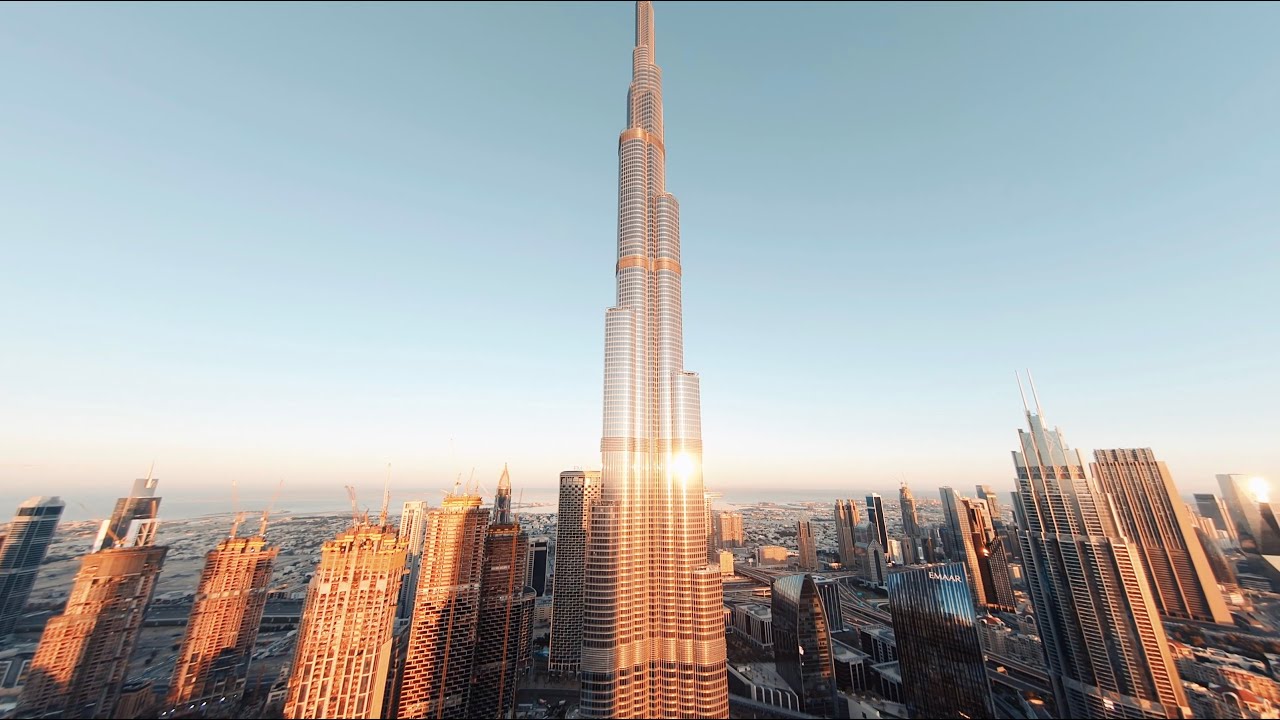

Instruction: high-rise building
[284,521,406,720]
[0,496,64,638]
[865,494,888,554]
[1093,448,1231,624]
[1194,525,1238,590]
[898,484,922,564]
[887,562,994,720]
[168,522,277,707]
[397,491,489,718]
[580,4,730,716]
[714,511,744,549]
[853,521,887,585]
[18,479,167,719]
[1193,493,1237,544]
[963,498,1016,611]
[703,491,721,562]
[1011,379,1188,719]
[975,485,1004,530]
[550,469,602,675]
[834,499,860,567]
[938,486,965,562]
[772,574,838,718]
[527,536,550,597]
[811,575,845,633]
[796,519,818,570]
[1218,474,1280,555]
[469,468,536,719]
[397,500,430,620]
[94,475,161,552]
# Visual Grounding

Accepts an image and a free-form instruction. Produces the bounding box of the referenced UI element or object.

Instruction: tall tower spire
[494,463,513,525]
[580,3,729,718]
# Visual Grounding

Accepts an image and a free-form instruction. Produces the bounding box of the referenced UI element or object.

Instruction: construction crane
[260,478,284,537]
[345,485,362,527]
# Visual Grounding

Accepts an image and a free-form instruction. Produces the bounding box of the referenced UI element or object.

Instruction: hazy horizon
[3,2,1277,515]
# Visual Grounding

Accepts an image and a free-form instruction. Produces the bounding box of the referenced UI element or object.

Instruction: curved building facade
[579,3,729,717]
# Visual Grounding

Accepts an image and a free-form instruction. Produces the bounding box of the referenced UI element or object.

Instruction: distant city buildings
[715,511,745,549]
[795,519,818,570]
[18,478,167,719]
[1092,448,1231,623]
[834,499,860,568]
[284,519,405,719]
[898,485,922,565]
[1011,380,1188,718]
[756,545,790,566]
[168,523,277,708]
[865,493,888,552]
[888,562,994,719]
[1194,492,1238,545]
[0,496,64,638]
[549,469,600,675]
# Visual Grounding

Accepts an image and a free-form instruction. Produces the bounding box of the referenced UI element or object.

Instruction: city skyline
[3,1,1278,510]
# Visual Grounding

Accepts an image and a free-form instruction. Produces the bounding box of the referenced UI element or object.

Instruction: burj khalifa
[579,3,730,718]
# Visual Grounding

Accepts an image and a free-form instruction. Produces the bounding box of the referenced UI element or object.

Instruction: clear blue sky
[2,2,1277,519]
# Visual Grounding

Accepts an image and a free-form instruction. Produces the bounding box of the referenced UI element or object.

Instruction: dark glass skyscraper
[865,493,888,553]
[772,574,838,718]
[887,562,994,719]
[0,496,64,638]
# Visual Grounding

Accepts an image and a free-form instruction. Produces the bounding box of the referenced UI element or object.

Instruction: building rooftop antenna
[1026,368,1045,417]
[1015,370,1031,414]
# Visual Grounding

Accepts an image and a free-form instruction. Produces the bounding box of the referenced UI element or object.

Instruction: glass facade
[580,3,729,717]
[771,574,838,718]
[886,562,994,719]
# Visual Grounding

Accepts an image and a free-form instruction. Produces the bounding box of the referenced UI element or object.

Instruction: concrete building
[397,491,488,718]
[795,519,818,570]
[168,526,277,707]
[397,500,429,620]
[284,521,405,720]
[17,478,167,719]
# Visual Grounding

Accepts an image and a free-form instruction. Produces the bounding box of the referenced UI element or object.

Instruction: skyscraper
[469,467,536,719]
[168,521,278,707]
[94,475,161,552]
[1193,493,1237,544]
[1218,473,1280,555]
[703,491,721,562]
[527,536,550,596]
[714,511,744,549]
[580,3,730,716]
[834,499,860,567]
[1092,448,1231,624]
[550,469,601,675]
[772,574,838,718]
[939,486,966,562]
[975,484,1005,530]
[0,496,64,638]
[796,519,818,570]
[18,479,167,720]
[285,520,406,720]
[958,496,1015,611]
[898,484,921,564]
[887,562,994,720]
[398,500,430,620]
[397,491,489,718]
[865,493,888,553]
[1011,378,1188,719]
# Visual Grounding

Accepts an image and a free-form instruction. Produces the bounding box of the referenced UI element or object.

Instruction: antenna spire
[1026,368,1045,416]
[1015,370,1030,413]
